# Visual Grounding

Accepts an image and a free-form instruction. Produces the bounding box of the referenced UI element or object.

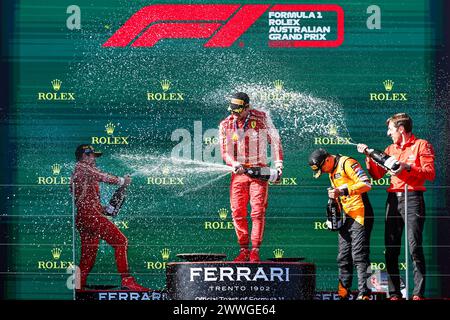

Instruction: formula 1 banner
[102,4,344,48]
[0,0,449,305]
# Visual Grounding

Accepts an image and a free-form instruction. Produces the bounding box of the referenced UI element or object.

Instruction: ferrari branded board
[166,262,316,300]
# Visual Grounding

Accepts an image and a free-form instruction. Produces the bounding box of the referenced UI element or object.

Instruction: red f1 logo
[103,4,270,48]
[103,4,344,48]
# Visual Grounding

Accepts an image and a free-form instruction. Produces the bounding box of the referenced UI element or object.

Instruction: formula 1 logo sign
[103,4,344,48]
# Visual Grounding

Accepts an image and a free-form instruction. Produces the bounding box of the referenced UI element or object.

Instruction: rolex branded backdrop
[1,0,449,299]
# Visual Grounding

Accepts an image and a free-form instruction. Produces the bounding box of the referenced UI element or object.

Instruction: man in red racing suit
[357,113,435,300]
[70,144,147,291]
[219,92,283,262]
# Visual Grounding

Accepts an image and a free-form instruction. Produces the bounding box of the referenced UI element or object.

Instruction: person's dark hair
[386,113,413,133]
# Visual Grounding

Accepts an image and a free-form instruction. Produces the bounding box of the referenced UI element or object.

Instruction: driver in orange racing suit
[219,92,283,262]
[70,144,147,291]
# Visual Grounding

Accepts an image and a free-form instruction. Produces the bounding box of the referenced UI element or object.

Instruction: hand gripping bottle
[326,188,343,231]
[104,184,127,217]
[244,167,280,183]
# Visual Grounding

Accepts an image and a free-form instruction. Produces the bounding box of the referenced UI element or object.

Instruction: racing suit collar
[79,159,96,167]
[235,110,251,123]
[332,154,342,172]
[397,134,416,150]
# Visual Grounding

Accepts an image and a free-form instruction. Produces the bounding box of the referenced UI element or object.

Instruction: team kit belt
[393,191,424,197]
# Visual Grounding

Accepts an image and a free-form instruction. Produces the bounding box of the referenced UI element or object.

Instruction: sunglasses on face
[83,149,95,155]
[310,159,326,171]
[231,108,245,114]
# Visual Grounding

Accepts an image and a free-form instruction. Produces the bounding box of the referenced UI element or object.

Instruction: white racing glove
[232,161,245,174]
[274,160,283,177]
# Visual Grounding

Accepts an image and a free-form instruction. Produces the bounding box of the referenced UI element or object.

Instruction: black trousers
[385,192,426,297]
[337,194,374,295]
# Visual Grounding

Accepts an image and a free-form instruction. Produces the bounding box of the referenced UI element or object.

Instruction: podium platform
[166,261,316,300]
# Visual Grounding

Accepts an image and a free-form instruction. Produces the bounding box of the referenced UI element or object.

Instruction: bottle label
[105,204,115,215]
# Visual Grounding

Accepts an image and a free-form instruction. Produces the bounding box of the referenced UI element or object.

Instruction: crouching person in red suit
[70,144,147,291]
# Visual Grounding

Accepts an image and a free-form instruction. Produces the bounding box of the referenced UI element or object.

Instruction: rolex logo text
[259,80,296,102]
[147,166,184,185]
[204,208,234,230]
[37,79,76,101]
[269,177,298,186]
[37,164,70,185]
[146,248,171,270]
[314,124,351,145]
[147,80,185,101]
[37,247,74,270]
[369,80,408,101]
[91,122,130,145]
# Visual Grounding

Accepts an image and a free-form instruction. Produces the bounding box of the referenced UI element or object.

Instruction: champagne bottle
[104,184,127,217]
[244,167,280,182]
[326,190,343,231]
[365,148,400,171]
